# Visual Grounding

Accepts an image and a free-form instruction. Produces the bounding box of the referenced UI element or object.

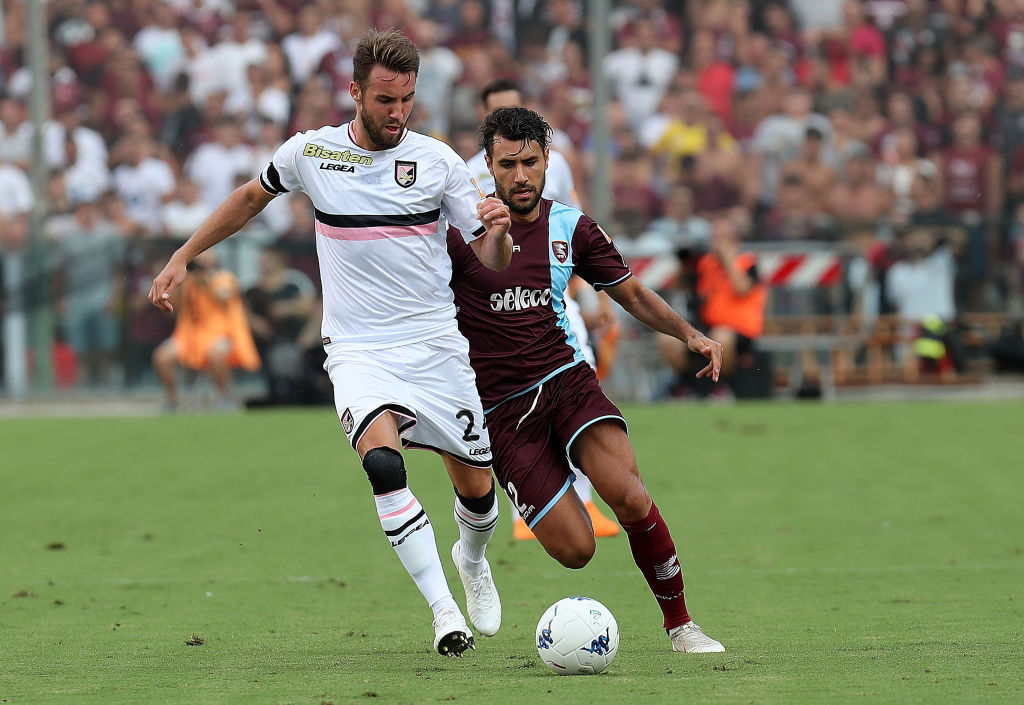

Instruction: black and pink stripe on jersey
[313,208,485,241]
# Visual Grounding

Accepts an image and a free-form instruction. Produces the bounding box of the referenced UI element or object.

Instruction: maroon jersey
[447,199,632,409]
[942,145,992,213]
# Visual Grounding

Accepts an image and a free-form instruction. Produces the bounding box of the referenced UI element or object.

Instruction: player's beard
[496,172,546,215]
[359,103,406,150]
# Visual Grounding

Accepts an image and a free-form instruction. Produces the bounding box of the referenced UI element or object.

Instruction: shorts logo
[395,160,417,188]
[341,408,354,434]
[506,481,536,520]
[551,240,569,263]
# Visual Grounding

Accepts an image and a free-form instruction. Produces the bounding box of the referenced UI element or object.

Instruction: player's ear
[349,81,361,104]
[543,147,550,168]
[484,154,493,175]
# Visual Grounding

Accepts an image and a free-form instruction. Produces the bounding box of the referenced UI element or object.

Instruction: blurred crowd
[2,0,1024,395]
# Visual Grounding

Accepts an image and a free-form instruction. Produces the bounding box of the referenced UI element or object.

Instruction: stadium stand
[0,0,1021,400]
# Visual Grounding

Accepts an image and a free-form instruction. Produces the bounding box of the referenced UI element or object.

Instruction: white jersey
[260,123,486,350]
[465,147,579,207]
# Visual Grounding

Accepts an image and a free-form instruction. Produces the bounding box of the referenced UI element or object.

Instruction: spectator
[0,159,33,251]
[44,106,109,174]
[161,178,214,240]
[281,6,340,85]
[876,127,939,223]
[45,200,125,385]
[185,118,254,210]
[446,0,490,58]
[604,15,678,130]
[878,89,942,158]
[780,127,837,218]
[885,227,962,322]
[244,247,322,405]
[0,97,31,167]
[611,149,662,236]
[932,111,1003,298]
[160,72,205,157]
[828,146,892,242]
[111,136,176,230]
[152,250,261,411]
[622,182,711,258]
[693,113,753,218]
[995,68,1024,208]
[411,18,463,137]
[691,29,736,122]
[657,216,766,395]
[132,2,186,92]
[61,132,111,206]
[751,87,832,208]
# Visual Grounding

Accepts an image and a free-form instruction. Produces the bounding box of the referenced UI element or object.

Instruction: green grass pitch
[2,401,1022,704]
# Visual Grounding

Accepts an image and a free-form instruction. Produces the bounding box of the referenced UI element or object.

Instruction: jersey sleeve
[572,215,633,291]
[440,153,486,243]
[258,131,306,196]
[445,223,474,275]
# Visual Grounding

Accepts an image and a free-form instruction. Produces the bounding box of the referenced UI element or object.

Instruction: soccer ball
[535,596,619,675]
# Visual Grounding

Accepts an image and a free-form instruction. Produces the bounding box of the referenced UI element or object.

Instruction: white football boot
[669,622,725,653]
[432,605,474,657]
[451,541,502,637]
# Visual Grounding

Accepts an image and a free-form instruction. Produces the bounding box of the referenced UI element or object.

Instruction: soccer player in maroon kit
[447,107,726,653]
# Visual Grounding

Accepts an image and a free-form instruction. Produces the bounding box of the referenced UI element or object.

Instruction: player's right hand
[476,196,511,238]
[148,257,188,313]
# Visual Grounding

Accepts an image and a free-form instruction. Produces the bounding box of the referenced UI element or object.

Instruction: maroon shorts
[484,362,627,528]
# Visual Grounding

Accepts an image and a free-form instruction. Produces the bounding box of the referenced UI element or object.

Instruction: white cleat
[452,541,502,637]
[432,605,474,657]
[669,622,725,653]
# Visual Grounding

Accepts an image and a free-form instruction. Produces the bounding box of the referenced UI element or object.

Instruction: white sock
[453,488,498,576]
[375,487,453,610]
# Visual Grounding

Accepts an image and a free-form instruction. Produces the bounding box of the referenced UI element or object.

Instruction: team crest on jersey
[551,240,569,263]
[341,408,354,434]
[395,160,417,188]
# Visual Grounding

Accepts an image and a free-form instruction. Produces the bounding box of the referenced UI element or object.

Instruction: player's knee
[552,536,596,570]
[362,447,407,494]
[605,480,650,523]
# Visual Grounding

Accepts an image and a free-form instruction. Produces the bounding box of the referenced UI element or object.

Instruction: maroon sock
[620,502,690,630]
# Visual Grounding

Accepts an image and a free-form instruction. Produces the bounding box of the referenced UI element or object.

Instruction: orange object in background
[172,270,260,372]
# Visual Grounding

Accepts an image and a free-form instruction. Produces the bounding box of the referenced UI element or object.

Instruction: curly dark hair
[479,106,553,158]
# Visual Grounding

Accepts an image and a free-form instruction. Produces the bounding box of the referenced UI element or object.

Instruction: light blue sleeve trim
[564,414,629,458]
[527,472,576,529]
[592,272,632,290]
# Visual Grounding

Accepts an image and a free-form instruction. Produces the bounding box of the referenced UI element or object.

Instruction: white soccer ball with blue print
[536,596,619,675]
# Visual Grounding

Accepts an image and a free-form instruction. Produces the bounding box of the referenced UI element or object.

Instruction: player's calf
[364,447,466,653]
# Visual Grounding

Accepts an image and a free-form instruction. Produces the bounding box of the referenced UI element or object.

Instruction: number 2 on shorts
[456,409,480,442]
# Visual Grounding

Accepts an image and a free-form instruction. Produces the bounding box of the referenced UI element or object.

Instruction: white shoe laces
[468,566,496,609]
[433,605,462,630]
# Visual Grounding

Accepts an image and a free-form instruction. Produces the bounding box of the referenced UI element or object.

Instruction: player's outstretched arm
[149,179,276,312]
[605,276,723,382]
[468,196,513,271]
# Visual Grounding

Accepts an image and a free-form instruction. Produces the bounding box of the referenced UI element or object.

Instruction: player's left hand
[476,196,511,239]
[688,333,723,382]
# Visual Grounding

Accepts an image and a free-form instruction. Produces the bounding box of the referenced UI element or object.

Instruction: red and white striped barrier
[628,251,844,291]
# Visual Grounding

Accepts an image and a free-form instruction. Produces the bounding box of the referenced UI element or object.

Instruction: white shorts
[324,331,493,468]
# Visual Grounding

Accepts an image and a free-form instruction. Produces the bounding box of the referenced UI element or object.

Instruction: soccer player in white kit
[466,79,620,540]
[149,29,510,658]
